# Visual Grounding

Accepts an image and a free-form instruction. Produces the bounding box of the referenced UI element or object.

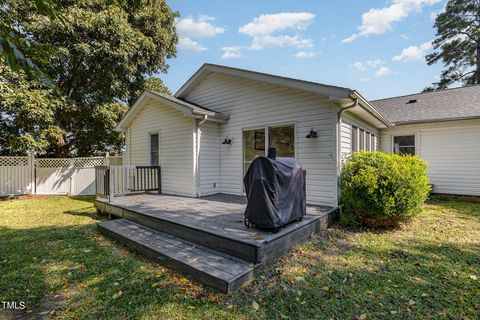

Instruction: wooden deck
[95,193,338,292]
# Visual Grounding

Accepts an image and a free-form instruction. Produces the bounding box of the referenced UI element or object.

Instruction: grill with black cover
[243,155,306,232]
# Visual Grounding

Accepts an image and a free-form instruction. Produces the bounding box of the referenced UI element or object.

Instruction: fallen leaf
[113,291,123,299]
[252,300,260,311]
[408,299,416,306]
[469,275,478,280]
[322,286,330,291]
[295,276,305,282]
[358,314,367,320]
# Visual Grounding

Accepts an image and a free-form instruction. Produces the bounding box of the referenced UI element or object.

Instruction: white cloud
[295,51,318,59]
[343,0,441,43]
[176,15,225,38]
[375,66,392,77]
[366,59,385,67]
[239,12,315,36]
[251,35,313,50]
[221,46,243,59]
[178,37,207,53]
[392,41,432,61]
[361,77,371,82]
[352,62,366,71]
[352,59,384,71]
[239,12,316,50]
[176,15,224,53]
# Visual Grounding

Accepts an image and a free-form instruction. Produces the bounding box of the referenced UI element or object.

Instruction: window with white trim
[393,135,415,156]
[359,129,365,150]
[351,126,358,152]
[149,133,159,166]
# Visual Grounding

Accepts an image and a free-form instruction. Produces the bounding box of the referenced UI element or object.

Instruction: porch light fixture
[222,136,232,145]
[306,128,318,139]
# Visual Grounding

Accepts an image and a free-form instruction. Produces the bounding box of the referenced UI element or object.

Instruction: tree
[0,64,64,155]
[427,0,480,89]
[1,0,177,156]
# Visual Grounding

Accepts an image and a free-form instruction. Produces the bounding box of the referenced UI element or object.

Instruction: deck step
[97,219,255,293]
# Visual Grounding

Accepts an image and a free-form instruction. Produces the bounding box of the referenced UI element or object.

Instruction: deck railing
[95,165,161,199]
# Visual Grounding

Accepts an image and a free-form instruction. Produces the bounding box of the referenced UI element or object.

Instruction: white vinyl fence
[0,155,122,197]
[0,157,35,196]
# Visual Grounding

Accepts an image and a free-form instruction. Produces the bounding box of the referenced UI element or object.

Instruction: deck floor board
[96,193,335,246]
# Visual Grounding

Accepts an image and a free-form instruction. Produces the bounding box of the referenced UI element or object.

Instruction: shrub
[340,151,430,228]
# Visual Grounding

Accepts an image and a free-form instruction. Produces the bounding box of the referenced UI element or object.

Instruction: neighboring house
[116,64,480,206]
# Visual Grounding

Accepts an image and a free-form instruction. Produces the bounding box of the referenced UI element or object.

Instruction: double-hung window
[393,135,415,156]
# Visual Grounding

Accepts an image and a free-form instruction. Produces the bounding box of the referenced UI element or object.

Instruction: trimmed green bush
[340,151,430,228]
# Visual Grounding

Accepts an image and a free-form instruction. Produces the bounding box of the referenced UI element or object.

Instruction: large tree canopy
[0,0,177,156]
[427,0,480,89]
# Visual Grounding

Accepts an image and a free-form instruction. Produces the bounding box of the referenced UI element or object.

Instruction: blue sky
[160,0,446,100]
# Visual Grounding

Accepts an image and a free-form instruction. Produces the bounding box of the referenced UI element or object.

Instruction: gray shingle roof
[370,85,480,124]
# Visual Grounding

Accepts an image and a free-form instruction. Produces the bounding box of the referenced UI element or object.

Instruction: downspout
[194,115,208,197]
[336,96,358,205]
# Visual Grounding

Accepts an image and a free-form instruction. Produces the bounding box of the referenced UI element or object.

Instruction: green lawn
[0,196,479,320]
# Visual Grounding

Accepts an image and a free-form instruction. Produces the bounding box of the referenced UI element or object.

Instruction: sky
[159,0,447,100]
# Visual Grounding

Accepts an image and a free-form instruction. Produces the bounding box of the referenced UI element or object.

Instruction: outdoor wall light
[222,136,232,145]
[306,128,318,139]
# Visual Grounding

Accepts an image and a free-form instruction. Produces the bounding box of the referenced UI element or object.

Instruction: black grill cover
[243,156,306,229]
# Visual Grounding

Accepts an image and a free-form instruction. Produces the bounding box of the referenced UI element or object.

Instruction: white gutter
[194,115,208,197]
[336,97,358,205]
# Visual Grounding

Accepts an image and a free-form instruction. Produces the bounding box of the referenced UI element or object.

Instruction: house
[116,63,480,207]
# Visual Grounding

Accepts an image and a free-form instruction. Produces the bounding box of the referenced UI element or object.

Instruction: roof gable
[116,91,229,132]
[175,63,353,101]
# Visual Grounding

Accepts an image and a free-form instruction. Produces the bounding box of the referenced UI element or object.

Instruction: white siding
[340,112,380,160]
[380,119,480,196]
[185,73,338,206]
[127,101,195,197]
[198,121,221,196]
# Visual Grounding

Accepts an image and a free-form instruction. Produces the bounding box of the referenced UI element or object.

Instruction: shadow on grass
[0,222,230,319]
[1,199,479,319]
[68,195,96,204]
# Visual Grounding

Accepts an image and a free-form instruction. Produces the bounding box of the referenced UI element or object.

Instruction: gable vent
[406,99,418,104]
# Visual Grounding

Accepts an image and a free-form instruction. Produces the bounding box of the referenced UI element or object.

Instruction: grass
[0,196,479,319]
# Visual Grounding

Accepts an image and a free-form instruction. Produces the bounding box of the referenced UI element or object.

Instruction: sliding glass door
[243,128,266,174]
[243,124,295,175]
[268,125,295,157]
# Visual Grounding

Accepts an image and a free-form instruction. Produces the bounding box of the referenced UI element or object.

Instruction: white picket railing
[95,165,161,199]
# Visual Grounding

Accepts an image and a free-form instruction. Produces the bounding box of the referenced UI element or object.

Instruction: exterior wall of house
[198,121,221,196]
[126,100,196,197]
[380,118,480,196]
[183,72,339,206]
[340,112,380,161]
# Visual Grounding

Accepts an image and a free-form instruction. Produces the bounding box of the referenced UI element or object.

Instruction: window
[393,135,415,156]
[268,125,295,158]
[371,134,376,151]
[366,132,371,151]
[351,126,358,152]
[149,133,159,166]
[243,124,295,175]
[359,129,365,150]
